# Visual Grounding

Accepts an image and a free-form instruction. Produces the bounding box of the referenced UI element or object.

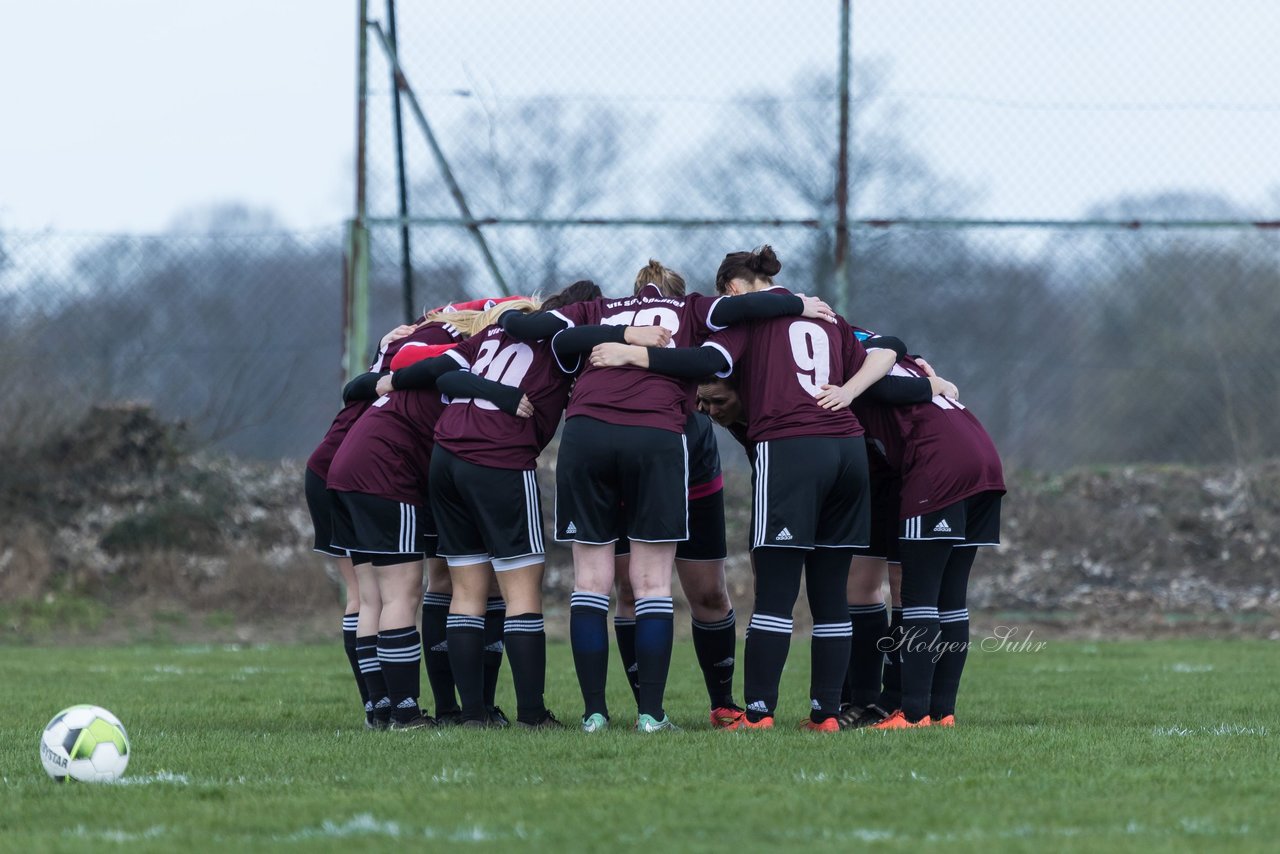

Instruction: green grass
[1,638,1277,852]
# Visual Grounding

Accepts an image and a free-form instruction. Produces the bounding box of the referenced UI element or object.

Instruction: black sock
[744,612,792,720]
[848,604,888,708]
[483,596,506,708]
[899,608,940,722]
[343,614,368,707]
[880,606,904,710]
[445,614,486,722]
[931,545,977,719]
[932,608,969,719]
[504,613,548,724]
[422,592,458,715]
[569,591,610,719]
[613,617,640,704]
[691,610,737,708]
[635,597,674,720]
[377,627,422,723]
[744,547,804,721]
[805,548,854,723]
[356,634,388,721]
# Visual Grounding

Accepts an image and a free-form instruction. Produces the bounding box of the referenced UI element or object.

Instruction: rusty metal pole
[386,0,415,322]
[345,0,371,380]
[833,0,853,316]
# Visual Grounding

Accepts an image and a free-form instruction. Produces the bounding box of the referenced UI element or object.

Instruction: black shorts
[751,436,869,550]
[304,468,348,558]
[615,488,727,562]
[900,490,1002,547]
[330,489,438,565]
[853,471,901,563]
[429,447,545,571]
[555,416,688,544]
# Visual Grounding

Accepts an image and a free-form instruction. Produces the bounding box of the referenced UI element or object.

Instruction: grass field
[2,636,1277,852]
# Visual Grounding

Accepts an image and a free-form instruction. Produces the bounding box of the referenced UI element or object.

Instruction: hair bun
[750,245,782,276]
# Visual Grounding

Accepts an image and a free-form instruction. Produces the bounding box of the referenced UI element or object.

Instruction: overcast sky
[1,0,1276,233]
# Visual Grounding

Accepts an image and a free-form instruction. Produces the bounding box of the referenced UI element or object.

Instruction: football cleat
[389,713,437,731]
[364,714,390,731]
[635,714,681,733]
[934,714,956,727]
[710,705,746,729]
[724,714,774,731]
[581,712,610,733]
[800,717,841,733]
[837,703,891,730]
[486,706,511,728]
[434,709,463,727]
[870,710,931,730]
[517,710,567,731]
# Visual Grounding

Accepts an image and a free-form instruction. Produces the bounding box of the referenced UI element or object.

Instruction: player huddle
[304,245,1005,733]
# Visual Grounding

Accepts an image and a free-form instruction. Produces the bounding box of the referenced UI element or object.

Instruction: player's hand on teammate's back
[516,394,534,419]
[929,376,959,400]
[624,325,672,348]
[375,374,394,397]
[589,342,646,369]
[379,324,419,349]
[816,382,855,411]
[798,295,837,324]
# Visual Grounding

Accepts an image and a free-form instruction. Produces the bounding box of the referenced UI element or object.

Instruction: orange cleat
[870,710,932,730]
[724,714,774,731]
[934,714,955,727]
[800,717,840,733]
[710,705,746,729]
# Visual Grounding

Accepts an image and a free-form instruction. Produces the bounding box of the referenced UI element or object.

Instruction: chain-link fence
[3,2,1278,471]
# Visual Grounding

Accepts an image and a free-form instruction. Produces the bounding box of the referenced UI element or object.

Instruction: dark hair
[714,244,782,294]
[540,279,602,312]
[633,259,686,297]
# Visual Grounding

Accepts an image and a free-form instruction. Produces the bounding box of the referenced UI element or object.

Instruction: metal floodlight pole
[386,0,416,322]
[344,0,372,381]
[367,20,511,296]
[833,0,853,315]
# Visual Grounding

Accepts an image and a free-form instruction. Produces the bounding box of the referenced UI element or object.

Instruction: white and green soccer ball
[40,705,130,783]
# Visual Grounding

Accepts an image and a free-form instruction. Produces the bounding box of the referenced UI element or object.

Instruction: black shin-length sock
[482,596,506,708]
[691,610,737,708]
[743,548,804,721]
[377,626,423,723]
[343,613,369,707]
[569,591,610,719]
[634,597,675,720]
[613,617,640,703]
[445,614,486,722]
[504,613,548,724]
[805,548,854,723]
[847,603,889,708]
[422,592,458,715]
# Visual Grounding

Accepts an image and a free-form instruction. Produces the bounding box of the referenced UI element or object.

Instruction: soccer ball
[40,705,130,783]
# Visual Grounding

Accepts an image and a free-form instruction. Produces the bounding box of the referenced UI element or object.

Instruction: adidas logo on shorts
[774,527,793,542]
[932,520,952,533]
[565,521,578,535]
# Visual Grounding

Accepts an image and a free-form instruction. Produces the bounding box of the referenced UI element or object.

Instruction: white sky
[1,0,1276,232]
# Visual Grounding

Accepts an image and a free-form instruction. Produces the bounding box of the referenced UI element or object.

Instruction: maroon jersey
[324,323,456,505]
[305,330,439,480]
[856,358,1005,518]
[550,283,726,433]
[706,288,867,442]
[433,324,572,470]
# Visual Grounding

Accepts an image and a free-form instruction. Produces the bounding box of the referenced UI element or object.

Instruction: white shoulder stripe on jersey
[702,341,733,379]
[444,348,470,369]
